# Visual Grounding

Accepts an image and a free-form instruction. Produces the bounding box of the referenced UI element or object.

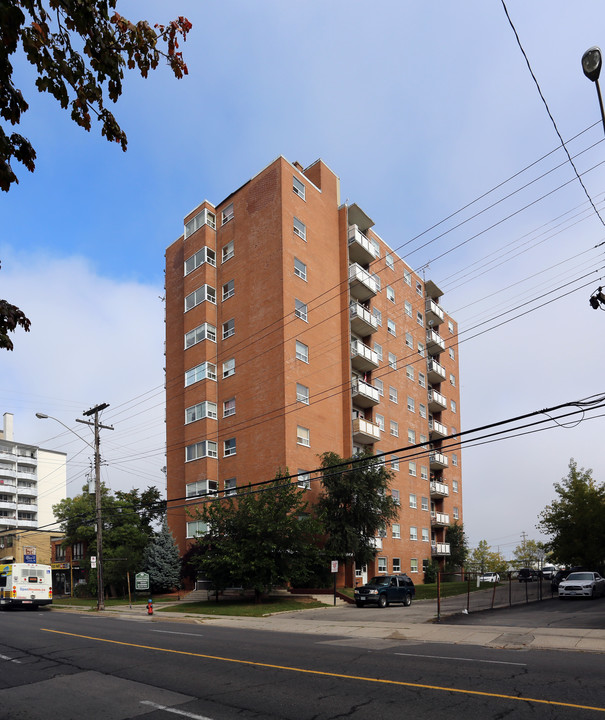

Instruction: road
[1,607,604,719]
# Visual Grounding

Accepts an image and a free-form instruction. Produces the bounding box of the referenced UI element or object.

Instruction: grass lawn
[157,597,327,617]
[52,595,181,609]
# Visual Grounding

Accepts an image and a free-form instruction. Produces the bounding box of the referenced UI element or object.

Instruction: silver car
[558,572,605,599]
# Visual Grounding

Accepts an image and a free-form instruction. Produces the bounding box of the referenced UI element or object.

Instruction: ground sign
[135,572,150,591]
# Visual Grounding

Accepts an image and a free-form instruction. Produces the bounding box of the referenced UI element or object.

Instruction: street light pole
[582,46,605,135]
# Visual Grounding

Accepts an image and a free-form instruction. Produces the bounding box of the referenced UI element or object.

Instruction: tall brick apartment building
[165,156,462,585]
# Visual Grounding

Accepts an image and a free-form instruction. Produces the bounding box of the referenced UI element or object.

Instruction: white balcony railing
[426,329,445,355]
[430,451,449,468]
[349,263,379,301]
[350,302,378,335]
[428,416,448,438]
[351,339,379,371]
[428,388,447,411]
[431,512,450,525]
[427,358,446,382]
[348,225,380,265]
[432,542,451,555]
[425,298,444,325]
[352,378,380,406]
[430,481,449,497]
[352,418,381,444]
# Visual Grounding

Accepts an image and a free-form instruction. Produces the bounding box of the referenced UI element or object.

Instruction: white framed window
[373,307,382,326]
[409,493,417,508]
[184,208,216,239]
[372,273,381,291]
[185,284,216,311]
[452,453,458,466]
[453,506,459,520]
[184,246,216,274]
[391,455,400,471]
[185,401,217,424]
[389,386,398,403]
[453,480,459,493]
[416,281,423,296]
[405,332,413,349]
[410,526,418,541]
[223,358,235,378]
[449,347,455,360]
[418,372,426,388]
[221,203,234,225]
[388,352,397,370]
[186,479,218,498]
[224,438,236,457]
[294,257,307,280]
[185,440,217,461]
[407,396,415,412]
[404,269,411,286]
[420,433,428,445]
[295,298,308,321]
[225,477,237,496]
[223,397,236,417]
[410,558,418,573]
[390,420,399,437]
[186,520,209,538]
[392,557,401,573]
[296,383,309,404]
[293,217,306,240]
[378,557,387,573]
[375,414,385,432]
[387,285,395,303]
[450,373,456,387]
[185,362,217,386]
[296,340,309,363]
[293,176,306,199]
[416,311,424,327]
[406,365,414,381]
[374,342,383,361]
[422,528,430,542]
[419,403,427,419]
[297,426,310,447]
[392,523,401,539]
[387,318,396,336]
[418,342,425,357]
[222,318,235,339]
[222,279,235,301]
[386,253,394,270]
[408,428,416,444]
[405,300,412,317]
[185,323,216,349]
[421,496,429,511]
[409,462,417,477]
[222,240,234,263]
[297,469,311,489]
[448,320,454,334]
[374,378,384,396]
[451,400,457,413]
[392,489,400,505]
[420,465,428,481]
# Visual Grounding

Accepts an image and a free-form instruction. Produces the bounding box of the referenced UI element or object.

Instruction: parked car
[354,574,415,608]
[558,571,605,599]
[479,572,500,583]
[551,566,588,592]
[517,568,539,582]
[541,564,556,579]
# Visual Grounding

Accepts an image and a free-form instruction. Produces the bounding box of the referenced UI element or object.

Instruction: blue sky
[2,0,605,557]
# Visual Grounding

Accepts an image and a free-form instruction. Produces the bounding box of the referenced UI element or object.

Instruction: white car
[558,572,605,599]
[479,572,500,583]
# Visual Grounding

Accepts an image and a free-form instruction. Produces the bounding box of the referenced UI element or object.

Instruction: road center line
[42,629,605,714]
[394,652,526,666]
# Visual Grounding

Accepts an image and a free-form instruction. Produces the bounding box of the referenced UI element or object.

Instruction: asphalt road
[1,606,604,719]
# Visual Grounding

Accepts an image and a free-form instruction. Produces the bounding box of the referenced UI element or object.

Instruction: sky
[2,0,605,559]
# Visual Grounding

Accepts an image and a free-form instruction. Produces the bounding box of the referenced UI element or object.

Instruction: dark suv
[354,574,415,608]
[517,568,539,582]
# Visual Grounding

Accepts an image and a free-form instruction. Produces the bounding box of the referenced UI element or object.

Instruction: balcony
[370,537,383,550]
[427,358,446,384]
[349,263,378,302]
[431,542,451,556]
[0,500,15,511]
[352,418,381,444]
[428,388,447,412]
[0,517,17,528]
[17,502,37,513]
[0,481,16,493]
[352,378,380,408]
[431,512,450,526]
[16,519,38,529]
[430,481,449,498]
[0,449,16,461]
[430,451,449,469]
[351,339,379,372]
[16,484,36,497]
[425,298,444,326]
[350,302,378,336]
[0,467,16,479]
[428,416,448,440]
[348,225,379,266]
[426,329,445,355]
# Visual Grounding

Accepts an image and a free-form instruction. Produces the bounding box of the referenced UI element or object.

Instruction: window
[186,440,217,461]
[408,429,416,444]
[296,340,308,363]
[222,240,234,263]
[185,362,217,386]
[390,420,399,437]
[407,396,415,412]
[451,400,457,413]
[420,433,428,445]
[222,318,235,339]
[374,378,384,396]
[421,496,429,511]
[405,332,413,349]
[453,480,459,493]
[372,273,381,291]
[222,279,235,301]
[184,208,216,238]
[404,269,411,285]
[224,438,236,457]
[294,257,307,280]
[185,323,216,349]
[293,175,306,199]
[405,366,414,382]
[453,506,459,520]
[418,372,426,388]
[185,284,216,311]
[392,557,401,573]
[373,307,382,326]
[448,320,454,334]
[297,470,311,489]
[416,281,423,296]
[392,489,400,505]
[410,526,418,541]
[187,521,209,538]
[187,479,218,498]
[225,478,237,496]
[297,426,310,447]
[72,542,84,560]
[386,253,394,270]
[296,383,309,404]
[392,524,401,539]
[418,342,425,357]
[387,318,396,336]
[386,285,395,303]
[223,398,236,417]
[391,455,399,471]
[388,352,397,370]
[422,528,430,542]
[409,461,417,477]
[420,465,428,480]
[409,493,417,508]
[184,246,216,274]
[450,373,456,387]
[293,217,306,240]
[375,414,385,432]
[223,358,235,378]
[185,401,217,423]
[389,386,398,403]
[410,558,418,573]
[378,557,387,573]
[221,203,234,225]
[416,311,424,327]
[374,342,383,361]
[405,300,412,317]
[295,299,308,321]
[419,403,427,419]
[452,453,458,466]
[449,347,455,360]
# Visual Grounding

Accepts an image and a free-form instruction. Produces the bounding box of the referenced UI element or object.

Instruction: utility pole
[77,403,113,611]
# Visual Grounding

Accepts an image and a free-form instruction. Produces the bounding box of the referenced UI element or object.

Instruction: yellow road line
[42,629,605,713]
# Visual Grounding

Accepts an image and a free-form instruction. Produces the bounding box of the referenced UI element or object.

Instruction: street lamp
[582,46,605,135]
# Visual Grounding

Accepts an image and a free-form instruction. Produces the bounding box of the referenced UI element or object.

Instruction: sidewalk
[51,596,605,654]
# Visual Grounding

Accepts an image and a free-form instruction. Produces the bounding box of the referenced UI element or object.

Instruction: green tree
[445,522,468,572]
[511,538,544,569]
[0,286,30,350]
[538,459,605,569]
[192,471,323,601]
[469,540,508,575]
[317,451,399,570]
[143,518,181,593]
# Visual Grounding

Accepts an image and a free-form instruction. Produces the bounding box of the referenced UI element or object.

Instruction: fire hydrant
[147,598,153,615]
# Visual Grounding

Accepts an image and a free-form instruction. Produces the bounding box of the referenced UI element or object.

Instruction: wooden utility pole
[77,403,113,611]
